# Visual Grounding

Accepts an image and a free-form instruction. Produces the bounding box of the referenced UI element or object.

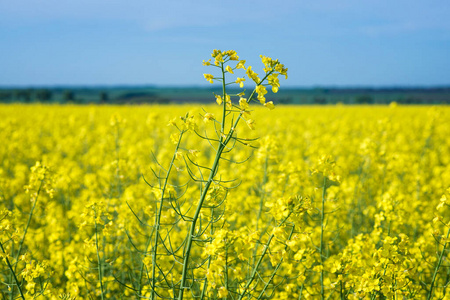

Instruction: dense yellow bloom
[218,286,228,298]
[225,50,239,60]
[275,63,288,79]
[255,84,267,104]
[260,55,272,66]
[268,73,280,93]
[214,53,224,66]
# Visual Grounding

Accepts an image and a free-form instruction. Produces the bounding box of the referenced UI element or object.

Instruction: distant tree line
[0,89,63,103]
[0,88,449,105]
[0,89,169,104]
[0,89,54,102]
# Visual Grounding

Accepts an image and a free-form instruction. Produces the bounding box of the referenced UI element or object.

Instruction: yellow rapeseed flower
[203,74,214,84]
[236,60,246,69]
[264,101,275,110]
[203,113,215,122]
[246,119,255,130]
[239,97,249,110]
[236,77,245,88]
[215,95,222,105]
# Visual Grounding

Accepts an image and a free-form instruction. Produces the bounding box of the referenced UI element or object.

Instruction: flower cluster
[202,49,287,117]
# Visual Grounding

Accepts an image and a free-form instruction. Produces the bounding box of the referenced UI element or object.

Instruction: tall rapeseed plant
[127,50,294,299]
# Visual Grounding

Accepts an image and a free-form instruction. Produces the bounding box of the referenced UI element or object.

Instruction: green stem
[225,244,229,293]
[298,284,304,300]
[94,210,105,300]
[178,142,225,300]
[200,209,215,300]
[0,242,25,300]
[200,258,211,300]
[320,177,328,300]
[256,156,269,232]
[238,215,291,300]
[15,180,43,269]
[178,62,234,300]
[252,156,269,270]
[220,63,227,141]
[150,131,184,300]
[241,235,274,299]
[427,227,450,300]
[257,225,295,299]
[138,232,152,295]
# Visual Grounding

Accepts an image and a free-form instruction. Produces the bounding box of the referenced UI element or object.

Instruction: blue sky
[0,0,449,87]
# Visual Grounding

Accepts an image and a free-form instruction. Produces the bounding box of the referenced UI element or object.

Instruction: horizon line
[1,84,450,90]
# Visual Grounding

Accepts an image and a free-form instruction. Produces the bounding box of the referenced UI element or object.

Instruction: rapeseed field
[1,104,449,299]
[1,51,449,299]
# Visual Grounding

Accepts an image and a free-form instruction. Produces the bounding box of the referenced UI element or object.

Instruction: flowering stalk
[177,50,287,299]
